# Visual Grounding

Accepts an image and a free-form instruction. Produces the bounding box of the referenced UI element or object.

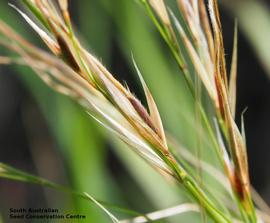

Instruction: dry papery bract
[0,19,173,177]
[147,0,259,221]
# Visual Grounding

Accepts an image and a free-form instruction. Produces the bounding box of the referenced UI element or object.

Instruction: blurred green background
[0,0,270,222]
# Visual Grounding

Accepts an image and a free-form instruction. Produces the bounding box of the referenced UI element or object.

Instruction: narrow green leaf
[84,192,120,223]
[21,0,50,31]
[0,162,145,220]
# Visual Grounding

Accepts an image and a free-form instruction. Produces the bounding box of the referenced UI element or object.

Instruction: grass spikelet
[148,0,171,26]
[229,22,238,119]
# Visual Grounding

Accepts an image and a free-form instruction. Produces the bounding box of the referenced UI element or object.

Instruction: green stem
[182,175,231,223]
[161,156,232,223]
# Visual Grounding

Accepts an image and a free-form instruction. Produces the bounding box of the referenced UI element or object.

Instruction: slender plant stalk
[139,0,257,222]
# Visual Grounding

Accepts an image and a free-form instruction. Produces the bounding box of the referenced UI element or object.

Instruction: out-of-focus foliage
[223,0,270,78]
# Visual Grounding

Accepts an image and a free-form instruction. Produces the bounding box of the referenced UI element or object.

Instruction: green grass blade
[21,0,50,31]
[0,162,149,221]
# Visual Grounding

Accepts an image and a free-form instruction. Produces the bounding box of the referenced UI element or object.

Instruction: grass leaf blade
[84,192,120,223]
